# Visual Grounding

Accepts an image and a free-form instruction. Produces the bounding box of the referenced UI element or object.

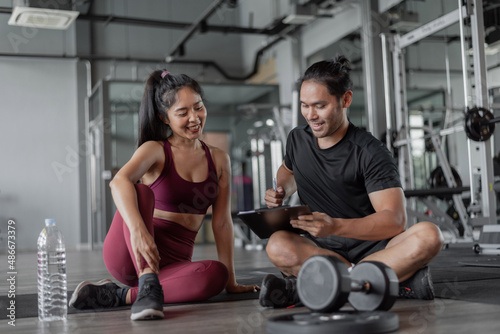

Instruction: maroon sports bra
[148,140,218,214]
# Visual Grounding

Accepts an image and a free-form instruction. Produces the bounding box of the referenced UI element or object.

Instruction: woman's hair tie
[161,70,170,79]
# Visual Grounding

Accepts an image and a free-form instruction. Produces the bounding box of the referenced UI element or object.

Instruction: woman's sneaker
[69,279,121,309]
[130,275,164,321]
[399,266,435,300]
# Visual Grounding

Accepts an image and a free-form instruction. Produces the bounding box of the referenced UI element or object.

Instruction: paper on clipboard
[236,205,312,239]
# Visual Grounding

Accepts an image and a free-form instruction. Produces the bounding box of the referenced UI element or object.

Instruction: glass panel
[103,80,280,218]
[407,90,446,190]
[87,85,105,247]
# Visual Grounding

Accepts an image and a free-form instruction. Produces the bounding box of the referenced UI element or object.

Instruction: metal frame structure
[86,80,113,249]
[381,0,496,238]
[232,103,291,250]
[395,124,473,241]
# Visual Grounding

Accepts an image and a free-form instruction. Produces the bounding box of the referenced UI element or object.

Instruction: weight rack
[381,0,500,254]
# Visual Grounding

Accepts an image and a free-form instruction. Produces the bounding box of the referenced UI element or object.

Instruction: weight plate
[464,107,495,142]
[298,255,350,313]
[465,108,482,141]
[428,166,463,200]
[266,311,399,334]
[348,261,398,311]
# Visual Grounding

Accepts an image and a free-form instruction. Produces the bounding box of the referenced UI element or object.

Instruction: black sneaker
[399,266,435,300]
[69,279,121,309]
[259,274,300,308]
[130,276,164,321]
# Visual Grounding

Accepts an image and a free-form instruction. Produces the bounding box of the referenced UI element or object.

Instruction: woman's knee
[134,183,155,212]
[133,183,156,231]
[195,260,228,298]
[211,260,229,286]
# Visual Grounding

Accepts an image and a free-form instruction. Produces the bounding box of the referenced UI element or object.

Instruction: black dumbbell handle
[351,280,371,293]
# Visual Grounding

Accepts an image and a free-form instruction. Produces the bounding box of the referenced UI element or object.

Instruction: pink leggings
[103,184,229,304]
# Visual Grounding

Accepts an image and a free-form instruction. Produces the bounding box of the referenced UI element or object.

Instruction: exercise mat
[0,268,275,319]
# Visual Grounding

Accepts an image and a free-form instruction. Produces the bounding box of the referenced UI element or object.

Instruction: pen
[273,177,277,192]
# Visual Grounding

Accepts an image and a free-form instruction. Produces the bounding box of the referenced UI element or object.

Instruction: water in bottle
[37,218,67,321]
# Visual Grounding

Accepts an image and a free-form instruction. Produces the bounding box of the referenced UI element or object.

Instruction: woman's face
[164,86,207,140]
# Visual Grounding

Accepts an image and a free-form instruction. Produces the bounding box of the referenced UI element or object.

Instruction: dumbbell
[297,255,399,312]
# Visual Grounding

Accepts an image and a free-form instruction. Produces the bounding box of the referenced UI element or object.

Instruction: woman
[69,70,258,320]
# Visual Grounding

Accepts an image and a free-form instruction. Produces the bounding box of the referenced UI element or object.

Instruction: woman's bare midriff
[153,208,205,232]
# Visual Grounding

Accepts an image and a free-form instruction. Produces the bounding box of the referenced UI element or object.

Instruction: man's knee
[266,231,301,267]
[409,221,444,257]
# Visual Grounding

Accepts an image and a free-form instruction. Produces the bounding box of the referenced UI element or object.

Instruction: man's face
[300,80,352,140]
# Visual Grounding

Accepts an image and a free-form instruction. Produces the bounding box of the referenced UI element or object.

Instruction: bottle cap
[45,218,56,225]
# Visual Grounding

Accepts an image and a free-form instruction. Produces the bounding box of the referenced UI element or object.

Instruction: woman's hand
[130,225,160,274]
[226,283,260,294]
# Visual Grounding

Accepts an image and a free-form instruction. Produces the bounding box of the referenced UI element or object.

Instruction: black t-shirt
[284,123,401,219]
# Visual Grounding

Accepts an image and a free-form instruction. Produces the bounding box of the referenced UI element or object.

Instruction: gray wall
[0,58,80,251]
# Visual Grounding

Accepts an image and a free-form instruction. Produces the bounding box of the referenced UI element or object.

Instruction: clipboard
[236,205,312,239]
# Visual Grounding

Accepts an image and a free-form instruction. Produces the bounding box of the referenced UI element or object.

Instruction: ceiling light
[8,6,79,30]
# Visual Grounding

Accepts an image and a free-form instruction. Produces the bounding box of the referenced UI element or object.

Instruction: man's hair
[298,55,353,99]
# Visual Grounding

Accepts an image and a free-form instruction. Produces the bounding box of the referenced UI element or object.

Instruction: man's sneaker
[69,279,121,309]
[259,274,300,308]
[399,266,435,300]
[130,276,164,321]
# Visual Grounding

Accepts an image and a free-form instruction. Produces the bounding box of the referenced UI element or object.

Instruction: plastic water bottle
[37,218,67,321]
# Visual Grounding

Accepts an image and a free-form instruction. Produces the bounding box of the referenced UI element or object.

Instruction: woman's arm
[109,141,164,274]
[210,148,259,293]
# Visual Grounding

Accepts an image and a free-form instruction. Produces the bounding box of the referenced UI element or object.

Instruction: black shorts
[303,234,391,264]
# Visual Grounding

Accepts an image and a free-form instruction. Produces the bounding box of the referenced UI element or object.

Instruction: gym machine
[463,106,500,254]
[395,125,473,242]
[381,0,500,253]
[233,104,290,250]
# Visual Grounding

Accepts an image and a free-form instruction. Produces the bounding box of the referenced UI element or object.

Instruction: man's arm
[264,162,297,207]
[290,187,406,240]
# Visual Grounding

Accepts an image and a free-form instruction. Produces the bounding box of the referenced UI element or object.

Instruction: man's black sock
[116,287,130,306]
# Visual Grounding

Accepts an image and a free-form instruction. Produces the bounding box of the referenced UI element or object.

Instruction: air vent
[388,11,420,32]
[8,6,79,30]
[283,4,317,25]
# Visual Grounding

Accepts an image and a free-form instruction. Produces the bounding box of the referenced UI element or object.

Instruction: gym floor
[2,240,500,334]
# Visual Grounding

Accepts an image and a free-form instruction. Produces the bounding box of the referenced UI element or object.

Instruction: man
[259,55,444,308]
